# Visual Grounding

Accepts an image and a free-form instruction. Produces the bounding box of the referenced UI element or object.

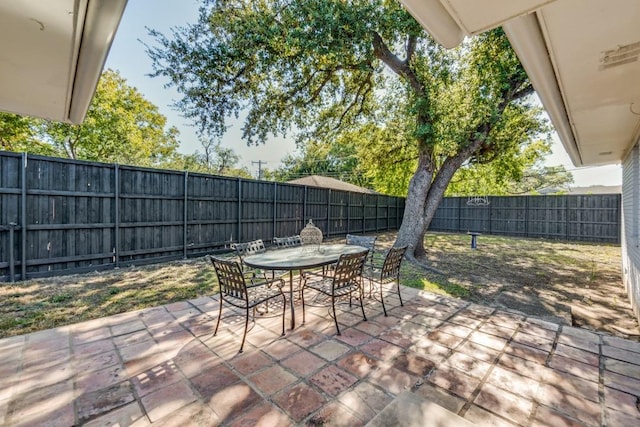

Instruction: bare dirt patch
[1,232,638,340]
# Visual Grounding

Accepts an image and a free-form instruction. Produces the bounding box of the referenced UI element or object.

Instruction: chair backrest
[381,246,408,280]
[209,256,248,301]
[273,235,303,248]
[332,250,368,292]
[346,234,377,263]
[231,239,266,261]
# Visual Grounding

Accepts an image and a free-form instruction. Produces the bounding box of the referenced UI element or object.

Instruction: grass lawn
[1,232,637,339]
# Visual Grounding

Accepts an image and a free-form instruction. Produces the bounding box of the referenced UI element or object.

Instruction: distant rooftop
[567,185,621,195]
[286,175,377,194]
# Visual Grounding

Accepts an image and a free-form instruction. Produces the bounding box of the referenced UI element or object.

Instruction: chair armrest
[304,269,333,280]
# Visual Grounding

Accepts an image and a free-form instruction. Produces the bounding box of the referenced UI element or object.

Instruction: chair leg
[214,294,223,336]
[280,294,286,336]
[301,286,306,325]
[379,279,388,317]
[358,290,367,321]
[396,274,404,306]
[239,307,249,353]
[332,294,341,335]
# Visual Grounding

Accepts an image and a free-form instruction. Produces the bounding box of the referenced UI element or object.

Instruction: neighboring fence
[429,195,621,244]
[0,152,405,282]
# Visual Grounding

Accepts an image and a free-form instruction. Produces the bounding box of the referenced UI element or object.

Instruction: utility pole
[252,160,267,180]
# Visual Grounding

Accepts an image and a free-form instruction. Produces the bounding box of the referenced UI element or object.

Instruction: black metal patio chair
[273,235,303,248]
[273,235,305,295]
[362,246,407,316]
[209,256,286,353]
[231,239,268,282]
[301,249,368,335]
[346,233,377,268]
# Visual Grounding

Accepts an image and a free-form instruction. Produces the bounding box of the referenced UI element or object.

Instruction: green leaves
[0,70,180,167]
[147,1,556,254]
[39,70,179,166]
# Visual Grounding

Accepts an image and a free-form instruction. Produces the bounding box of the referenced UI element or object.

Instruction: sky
[105,0,622,187]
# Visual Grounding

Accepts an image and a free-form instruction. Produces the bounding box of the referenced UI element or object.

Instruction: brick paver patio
[1,284,639,426]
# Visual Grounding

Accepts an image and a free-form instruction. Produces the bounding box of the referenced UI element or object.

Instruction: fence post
[565,196,570,241]
[237,178,242,242]
[347,192,351,234]
[303,186,307,224]
[114,164,120,267]
[375,196,379,233]
[386,196,390,231]
[273,182,277,238]
[488,197,492,234]
[183,171,188,259]
[617,194,622,244]
[8,223,17,282]
[362,196,366,233]
[327,189,331,237]
[21,152,27,281]
[524,196,529,237]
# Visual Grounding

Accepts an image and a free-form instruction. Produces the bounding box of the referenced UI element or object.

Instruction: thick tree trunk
[394,152,433,259]
[396,139,486,262]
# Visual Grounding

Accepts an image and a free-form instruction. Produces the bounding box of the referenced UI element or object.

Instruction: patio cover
[400,0,640,168]
[0,0,128,124]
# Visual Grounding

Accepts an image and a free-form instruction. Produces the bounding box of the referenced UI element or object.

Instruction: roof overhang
[400,0,640,167]
[0,0,128,124]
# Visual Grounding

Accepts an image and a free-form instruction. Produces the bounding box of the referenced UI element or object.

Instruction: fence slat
[1,151,620,282]
[429,195,620,244]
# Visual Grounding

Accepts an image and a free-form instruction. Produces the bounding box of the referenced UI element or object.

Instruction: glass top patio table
[244,243,367,329]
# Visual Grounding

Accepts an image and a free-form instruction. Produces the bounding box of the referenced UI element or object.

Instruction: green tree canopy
[147,0,550,262]
[0,112,55,155]
[36,69,180,166]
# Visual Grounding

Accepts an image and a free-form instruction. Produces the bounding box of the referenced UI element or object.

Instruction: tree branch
[405,35,417,65]
[512,84,535,101]
[372,32,425,96]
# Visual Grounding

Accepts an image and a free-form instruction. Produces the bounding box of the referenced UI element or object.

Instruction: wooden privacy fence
[0,152,405,282]
[429,195,621,244]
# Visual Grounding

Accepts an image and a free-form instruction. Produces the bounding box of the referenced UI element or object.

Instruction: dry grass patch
[0,258,216,337]
[1,232,638,340]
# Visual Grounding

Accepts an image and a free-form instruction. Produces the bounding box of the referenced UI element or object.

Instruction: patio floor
[1,284,639,426]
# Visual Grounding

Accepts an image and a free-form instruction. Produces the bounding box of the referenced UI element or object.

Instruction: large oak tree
[147,0,547,263]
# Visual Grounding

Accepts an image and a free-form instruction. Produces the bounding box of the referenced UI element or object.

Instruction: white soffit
[441,0,556,36]
[0,0,127,124]
[535,0,640,166]
[400,0,555,48]
[400,0,640,167]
